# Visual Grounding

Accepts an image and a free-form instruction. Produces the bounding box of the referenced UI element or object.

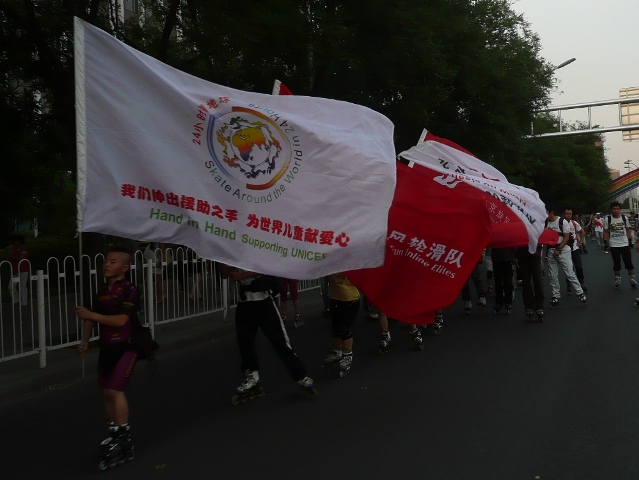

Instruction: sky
[511,0,639,174]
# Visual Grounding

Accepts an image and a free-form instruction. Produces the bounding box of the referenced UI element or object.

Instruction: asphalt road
[4,245,639,479]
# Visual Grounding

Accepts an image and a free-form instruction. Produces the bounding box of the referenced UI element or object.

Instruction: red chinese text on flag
[346,160,492,325]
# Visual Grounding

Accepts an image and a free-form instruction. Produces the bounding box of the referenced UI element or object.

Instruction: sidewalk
[0,288,324,405]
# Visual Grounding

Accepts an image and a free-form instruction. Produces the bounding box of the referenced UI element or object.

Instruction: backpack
[545,217,573,248]
[123,283,159,361]
[606,214,628,232]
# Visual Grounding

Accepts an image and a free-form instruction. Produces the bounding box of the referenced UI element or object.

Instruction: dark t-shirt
[94,278,138,346]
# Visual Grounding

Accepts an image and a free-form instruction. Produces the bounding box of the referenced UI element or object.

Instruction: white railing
[0,246,319,366]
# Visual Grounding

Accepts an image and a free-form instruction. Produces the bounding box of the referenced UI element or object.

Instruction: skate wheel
[339,369,350,378]
[257,387,266,397]
[98,460,108,471]
[231,395,241,406]
[109,458,118,468]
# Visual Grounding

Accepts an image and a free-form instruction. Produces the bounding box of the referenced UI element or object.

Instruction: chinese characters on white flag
[74,18,396,279]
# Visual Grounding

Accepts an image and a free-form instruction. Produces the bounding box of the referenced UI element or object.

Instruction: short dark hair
[545,204,557,214]
[107,245,132,265]
[610,201,621,209]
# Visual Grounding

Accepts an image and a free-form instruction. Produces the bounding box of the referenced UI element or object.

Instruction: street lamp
[554,58,576,71]
[624,160,638,173]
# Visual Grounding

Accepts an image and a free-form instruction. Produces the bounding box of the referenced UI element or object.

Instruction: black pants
[462,263,486,301]
[493,261,514,306]
[517,253,544,311]
[566,249,585,289]
[610,246,634,272]
[235,296,307,381]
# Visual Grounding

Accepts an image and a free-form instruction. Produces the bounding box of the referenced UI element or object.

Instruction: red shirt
[93,279,138,346]
[10,246,29,274]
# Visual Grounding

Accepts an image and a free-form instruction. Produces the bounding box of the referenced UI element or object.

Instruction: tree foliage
[0,0,611,241]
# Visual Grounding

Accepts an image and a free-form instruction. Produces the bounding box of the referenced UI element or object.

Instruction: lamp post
[624,160,639,210]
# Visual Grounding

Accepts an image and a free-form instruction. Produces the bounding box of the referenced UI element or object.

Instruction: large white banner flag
[74,18,396,279]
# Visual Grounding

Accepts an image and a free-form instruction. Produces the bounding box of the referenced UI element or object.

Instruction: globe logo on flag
[207,107,291,190]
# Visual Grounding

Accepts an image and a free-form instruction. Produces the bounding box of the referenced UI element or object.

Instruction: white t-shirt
[565,219,582,251]
[546,218,571,248]
[603,215,629,248]
[594,217,604,233]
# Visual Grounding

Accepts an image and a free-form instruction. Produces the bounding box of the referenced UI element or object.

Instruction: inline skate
[231,370,265,405]
[293,313,304,328]
[378,331,391,354]
[297,376,319,396]
[423,312,443,336]
[614,275,621,290]
[409,326,423,351]
[98,424,134,471]
[535,308,544,323]
[338,351,352,377]
[550,297,559,309]
[525,309,534,322]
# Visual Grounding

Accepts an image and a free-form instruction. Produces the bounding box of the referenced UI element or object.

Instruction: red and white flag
[74,18,396,279]
[272,80,294,96]
[346,132,552,324]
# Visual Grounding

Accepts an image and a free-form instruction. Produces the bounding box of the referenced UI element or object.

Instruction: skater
[516,245,545,322]
[544,205,586,309]
[322,273,360,377]
[491,247,516,314]
[564,209,588,294]
[376,310,423,354]
[279,277,303,327]
[593,213,604,250]
[461,259,487,315]
[220,265,317,403]
[603,202,635,289]
[76,246,140,470]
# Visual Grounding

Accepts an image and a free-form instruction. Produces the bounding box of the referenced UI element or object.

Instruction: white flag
[74,18,396,279]
[399,132,547,253]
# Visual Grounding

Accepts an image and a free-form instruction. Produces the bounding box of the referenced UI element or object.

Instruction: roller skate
[631,274,637,290]
[614,275,621,290]
[231,370,265,405]
[477,296,487,308]
[297,376,319,396]
[293,313,304,328]
[504,303,512,315]
[98,424,134,471]
[550,297,559,309]
[338,350,352,377]
[378,331,391,354]
[494,304,502,314]
[525,309,534,322]
[423,312,443,335]
[535,308,544,323]
[464,300,472,315]
[321,350,342,370]
[409,326,423,351]
[578,293,587,306]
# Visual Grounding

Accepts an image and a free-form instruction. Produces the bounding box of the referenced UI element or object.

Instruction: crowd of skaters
[69,201,639,467]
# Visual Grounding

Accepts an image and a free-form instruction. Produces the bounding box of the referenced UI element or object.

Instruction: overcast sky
[512,0,639,174]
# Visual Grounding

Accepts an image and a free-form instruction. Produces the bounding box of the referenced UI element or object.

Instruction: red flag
[346,160,492,325]
[272,79,294,95]
[347,132,552,324]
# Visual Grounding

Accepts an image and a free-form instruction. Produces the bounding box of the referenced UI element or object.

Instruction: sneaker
[535,308,544,322]
[478,296,487,307]
[614,276,621,288]
[578,293,587,304]
[464,300,472,315]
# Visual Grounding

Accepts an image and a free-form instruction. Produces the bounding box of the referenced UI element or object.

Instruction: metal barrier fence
[0,246,319,367]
